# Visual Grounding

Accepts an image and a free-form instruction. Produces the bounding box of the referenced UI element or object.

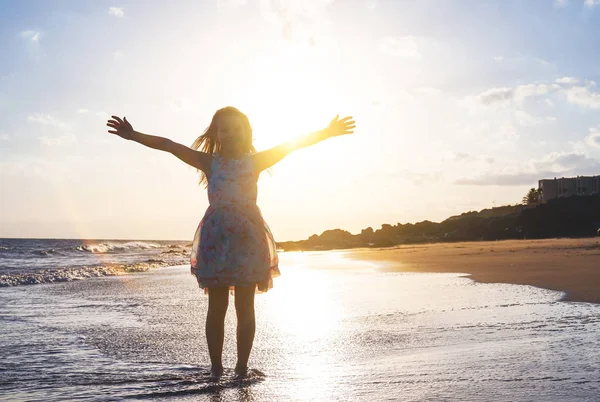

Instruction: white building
[538,175,600,202]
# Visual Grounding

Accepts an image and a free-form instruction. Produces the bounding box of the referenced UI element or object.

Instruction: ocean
[1,239,599,401]
[0,238,191,286]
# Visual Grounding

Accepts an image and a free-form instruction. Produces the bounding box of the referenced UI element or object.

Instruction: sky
[1,0,600,241]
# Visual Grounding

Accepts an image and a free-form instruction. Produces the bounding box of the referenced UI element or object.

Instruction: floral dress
[190,153,280,293]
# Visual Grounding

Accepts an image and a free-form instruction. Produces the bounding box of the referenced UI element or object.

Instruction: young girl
[106,107,355,377]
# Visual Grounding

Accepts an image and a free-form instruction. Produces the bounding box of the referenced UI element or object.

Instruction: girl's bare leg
[206,287,229,377]
[234,285,256,376]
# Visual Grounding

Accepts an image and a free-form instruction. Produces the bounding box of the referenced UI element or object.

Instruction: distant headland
[277,193,600,252]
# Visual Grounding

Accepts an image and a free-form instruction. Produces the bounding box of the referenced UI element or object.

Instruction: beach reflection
[265,255,343,340]
[258,252,346,400]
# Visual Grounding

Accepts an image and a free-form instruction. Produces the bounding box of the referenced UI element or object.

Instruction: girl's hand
[325,115,355,138]
[107,115,135,140]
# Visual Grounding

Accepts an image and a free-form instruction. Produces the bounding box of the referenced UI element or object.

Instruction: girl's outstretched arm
[107,115,211,173]
[253,115,355,173]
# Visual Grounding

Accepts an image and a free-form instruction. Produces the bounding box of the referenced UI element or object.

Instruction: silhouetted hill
[276,194,600,251]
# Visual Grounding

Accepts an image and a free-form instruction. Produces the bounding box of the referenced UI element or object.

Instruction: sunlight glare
[265,252,343,342]
[230,44,348,149]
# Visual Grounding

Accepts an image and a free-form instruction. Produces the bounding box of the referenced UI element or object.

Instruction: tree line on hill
[276,194,600,251]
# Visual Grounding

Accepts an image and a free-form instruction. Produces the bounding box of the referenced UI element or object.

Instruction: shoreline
[341,238,600,304]
[0,259,178,287]
[3,238,599,304]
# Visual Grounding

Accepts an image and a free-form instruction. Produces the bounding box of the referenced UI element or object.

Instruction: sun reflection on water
[257,252,349,400]
[257,251,398,400]
[265,253,344,342]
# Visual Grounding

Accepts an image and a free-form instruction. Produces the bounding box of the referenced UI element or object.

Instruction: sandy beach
[345,238,600,304]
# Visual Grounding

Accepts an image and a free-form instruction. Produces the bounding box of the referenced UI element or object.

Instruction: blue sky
[1,0,600,240]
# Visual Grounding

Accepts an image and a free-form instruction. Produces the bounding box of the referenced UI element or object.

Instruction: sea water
[1,248,599,401]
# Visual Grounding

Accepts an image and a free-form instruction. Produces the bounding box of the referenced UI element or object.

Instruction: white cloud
[109,7,125,18]
[455,151,600,186]
[476,87,514,106]
[493,56,504,62]
[0,134,9,141]
[476,78,600,110]
[455,172,540,186]
[584,0,600,7]
[564,86,600,108]
[585,128,600,148]
[476,83,554,106]
[76,108,89,114]
[20,30,41,42]
[533,151,592,172]
[112,51,124,59]
[27,113,67,128]
[556,76,579,84]
[515,83,554,102]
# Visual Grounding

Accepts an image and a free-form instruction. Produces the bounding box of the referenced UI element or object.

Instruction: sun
[229,44,348,150]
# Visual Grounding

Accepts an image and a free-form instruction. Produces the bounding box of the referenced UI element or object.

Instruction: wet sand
[345,238,600,304]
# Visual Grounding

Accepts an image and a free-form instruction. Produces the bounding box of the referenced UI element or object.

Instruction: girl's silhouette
[106,107,355,377]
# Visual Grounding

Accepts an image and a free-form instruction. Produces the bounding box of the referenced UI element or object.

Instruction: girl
[106,107,355,377]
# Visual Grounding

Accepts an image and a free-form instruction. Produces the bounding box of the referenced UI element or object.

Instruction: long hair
[191,106,256,186]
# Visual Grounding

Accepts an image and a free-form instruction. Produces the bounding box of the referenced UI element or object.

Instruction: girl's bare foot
[234,363,247,377]
[211,364,223,378]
